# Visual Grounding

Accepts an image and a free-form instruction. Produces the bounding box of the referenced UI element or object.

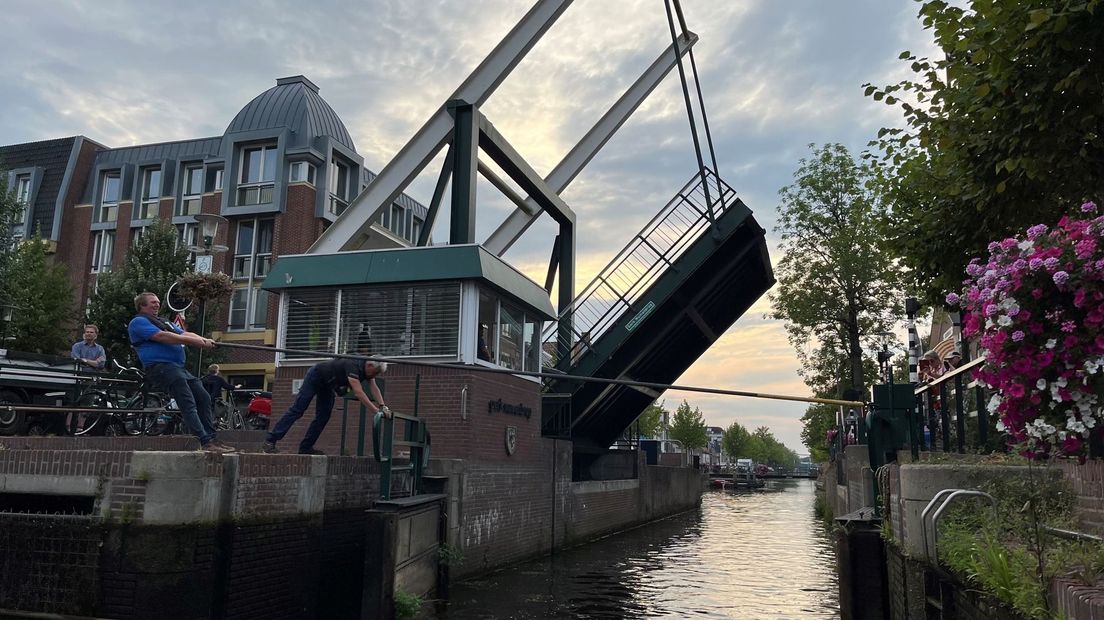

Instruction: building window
[12,174,30,242]
[229,287,270,331]
[477,288,542,372]
[97,171,121,223]
[138,167,161,220]
[15,175,30,205]
[90,230,115,273]
[228,217,273,332]
[213,168,224,191]
[282,283,461,360]
[232,218,274,280]
[388,204,405,238]
[179,165,203,216]
[290,161,315,184]
[411,216,424,244]
[237,144,277,206]
[176,222,199,262]
[131,226,147,245]
[327,157,350,216]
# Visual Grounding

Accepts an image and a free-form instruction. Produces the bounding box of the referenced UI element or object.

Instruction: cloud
[0,0,933,452]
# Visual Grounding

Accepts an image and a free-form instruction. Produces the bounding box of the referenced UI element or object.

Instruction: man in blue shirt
[71,324,107,370]
[128,291,233,453]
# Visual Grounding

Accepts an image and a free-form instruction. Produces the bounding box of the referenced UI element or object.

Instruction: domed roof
[225,76,355,151]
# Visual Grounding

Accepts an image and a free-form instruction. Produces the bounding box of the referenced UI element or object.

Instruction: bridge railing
[542,169,737,369]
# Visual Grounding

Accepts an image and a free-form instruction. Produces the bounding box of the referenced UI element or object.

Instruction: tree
[88,220,192,366]
[721,420,750,463]
[769,143,904,399]
[867,0,1104,303]
[668,400,708,452]
[745,426,800,469]
[4,235,76,354]
[636,400,667,438]
[800,403,837,463]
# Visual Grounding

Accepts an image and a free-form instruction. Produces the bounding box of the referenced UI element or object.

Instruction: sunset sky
[0,0,937,452]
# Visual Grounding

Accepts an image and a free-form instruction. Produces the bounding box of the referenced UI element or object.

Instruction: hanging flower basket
[176,271,235,303]
[952,202,1104,457]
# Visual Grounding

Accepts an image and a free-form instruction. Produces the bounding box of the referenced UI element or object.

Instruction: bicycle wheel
[72,392,109,436]
[230,408,246,430]
[123,394,163,436]
[146,399,178,436]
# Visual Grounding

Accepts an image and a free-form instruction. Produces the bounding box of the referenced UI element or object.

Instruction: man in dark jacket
[262,357,390,455]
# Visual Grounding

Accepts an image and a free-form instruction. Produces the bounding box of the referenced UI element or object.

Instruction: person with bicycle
[262,357,390,455]
[128,292,234,453]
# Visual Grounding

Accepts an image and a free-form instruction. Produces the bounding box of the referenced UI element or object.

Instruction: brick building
[0,75,428,389]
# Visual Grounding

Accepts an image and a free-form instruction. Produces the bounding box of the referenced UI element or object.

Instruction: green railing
[372,411,431,500]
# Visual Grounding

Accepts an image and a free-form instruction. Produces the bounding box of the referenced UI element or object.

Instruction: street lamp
[187,213,229,374]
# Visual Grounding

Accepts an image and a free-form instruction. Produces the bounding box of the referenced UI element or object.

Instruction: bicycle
[71,362,167,436]
[212,389,247,431]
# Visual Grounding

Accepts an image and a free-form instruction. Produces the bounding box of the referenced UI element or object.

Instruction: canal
[436,479,838,619]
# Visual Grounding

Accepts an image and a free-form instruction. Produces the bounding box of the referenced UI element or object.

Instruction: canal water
[436,479,838,619]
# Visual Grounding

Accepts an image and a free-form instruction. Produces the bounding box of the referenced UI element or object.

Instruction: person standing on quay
[71,324,107,370]
[128,292,234,453]
[263,357,390,455]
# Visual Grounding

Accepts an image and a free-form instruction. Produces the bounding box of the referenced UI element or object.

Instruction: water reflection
[438,479,838,619]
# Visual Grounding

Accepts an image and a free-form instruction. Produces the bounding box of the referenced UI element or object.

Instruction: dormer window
[12,174,30,242]
[237,144,277,206]
[138,167,161,220]
[178,164,203,216]
[97,171,121,223]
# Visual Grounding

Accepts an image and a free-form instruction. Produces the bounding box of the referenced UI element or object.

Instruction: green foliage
[437,543,464,567]
[800,403,837,462]
[87,220,192,366]
[720,420,749,462]
[636,400,667,439]
[867,0,1104,302]
[745,426,800,469]
[769,144,904,398]
[668,400,708,452]
[393,590,423,620]
[3,235,76,354]
[935,465,1079,619]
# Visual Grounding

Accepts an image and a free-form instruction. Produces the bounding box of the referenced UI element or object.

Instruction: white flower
[1019,240,1034,252]
[1036,379,1047,390]
[995,419,1007,432]
[1056,377,1068,388]
[997,315,1013,327]
[987,394,1002,413]
[1046,339,1058,349]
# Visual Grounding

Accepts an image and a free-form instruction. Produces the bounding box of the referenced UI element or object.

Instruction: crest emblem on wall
[505,425,518,456]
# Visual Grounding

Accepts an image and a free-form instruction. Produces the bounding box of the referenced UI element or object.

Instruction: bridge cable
[216,340,865,408]
[663,0,716,225]
[670,0,727,214]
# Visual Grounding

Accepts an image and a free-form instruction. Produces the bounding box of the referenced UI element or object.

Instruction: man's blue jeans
[147,363,216,445]
[267,366,334,453]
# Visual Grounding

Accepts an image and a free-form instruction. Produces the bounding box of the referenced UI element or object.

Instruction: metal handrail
[914,356,984,395]
[542,168,737,367]
[921,489,996,562]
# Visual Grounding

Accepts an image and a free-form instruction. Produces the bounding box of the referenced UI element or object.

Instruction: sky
[0,0,937,454]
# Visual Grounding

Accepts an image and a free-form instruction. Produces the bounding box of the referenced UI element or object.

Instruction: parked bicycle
[71,361,168,436]
[212,389,247,431]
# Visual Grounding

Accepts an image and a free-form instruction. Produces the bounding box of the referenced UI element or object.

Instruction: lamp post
[188,213,229,375]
